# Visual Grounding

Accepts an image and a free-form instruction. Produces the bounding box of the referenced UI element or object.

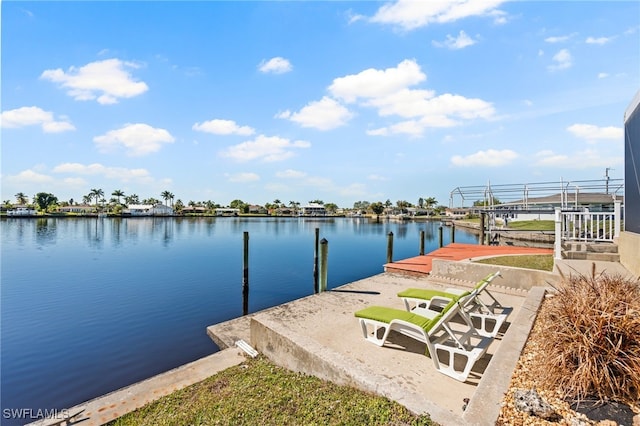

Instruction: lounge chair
[354,293,491,382]
[397,271,510,338]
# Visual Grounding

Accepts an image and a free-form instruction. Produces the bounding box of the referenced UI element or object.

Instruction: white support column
[614,199,621,239]
[554,208,563,260]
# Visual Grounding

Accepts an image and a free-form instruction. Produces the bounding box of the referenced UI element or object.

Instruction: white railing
[554,201,622,259]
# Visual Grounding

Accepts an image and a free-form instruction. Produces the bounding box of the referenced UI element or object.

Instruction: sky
[1,1,639,209]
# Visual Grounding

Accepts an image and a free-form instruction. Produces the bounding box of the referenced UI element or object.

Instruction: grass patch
[474,254,554,271]
[455,219,555,231]
[505,220,554,231]
[108,356,435,426]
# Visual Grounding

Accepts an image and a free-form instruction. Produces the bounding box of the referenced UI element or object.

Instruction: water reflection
[1,216,478,426]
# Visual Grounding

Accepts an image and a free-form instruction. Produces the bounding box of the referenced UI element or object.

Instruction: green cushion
[355,306,443,332]
[397,288,469,300]
[475,272,497,289]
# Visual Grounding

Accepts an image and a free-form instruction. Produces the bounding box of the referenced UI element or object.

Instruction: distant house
[182,206,207,215]
[248,205,267,214]
[215,208,240,216]
[7,206,37,216]
[301,203,326,216]
[124,204,173,216]
[406,207,429,216]
[445,207,470,219]
[274,207,294,216]
[495,193,623,221]
[58,204,94,214]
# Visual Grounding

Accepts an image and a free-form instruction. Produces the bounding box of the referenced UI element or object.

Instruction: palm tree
[15,192,28,205]
[125,194,140,205]
[424,197,437,215]
[161,191,174,207]
[289,201,300,216]
[89,188,104,211]
[112,189,125,205]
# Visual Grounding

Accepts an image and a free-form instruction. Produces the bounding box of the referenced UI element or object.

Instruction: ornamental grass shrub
[535,265,640,405]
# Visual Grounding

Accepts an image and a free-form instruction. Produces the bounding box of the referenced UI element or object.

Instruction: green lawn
[474,254,554,271]
[108,356,435,426]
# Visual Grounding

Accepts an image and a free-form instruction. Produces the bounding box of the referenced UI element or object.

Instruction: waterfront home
[6,206,37,216]
[274,207,294,216]
[182,206,207,215]
[248,205,267,214]
[215,208,240,216]
[301,203,326,216]
[57,204,94,214]
[445,207,471,219]
[494,193,623,222]
[123,203,174,216]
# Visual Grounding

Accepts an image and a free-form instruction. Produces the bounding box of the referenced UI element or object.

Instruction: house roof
[498,192,622,207]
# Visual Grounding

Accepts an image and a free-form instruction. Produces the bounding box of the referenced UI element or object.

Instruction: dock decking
[384,242,554,275]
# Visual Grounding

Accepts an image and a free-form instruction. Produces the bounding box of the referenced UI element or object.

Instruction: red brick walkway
[384,242,553,275]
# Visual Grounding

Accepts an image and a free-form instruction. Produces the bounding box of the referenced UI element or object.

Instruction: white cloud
[258,57,292,74]
[329,59,426,103]
[586,36,613,45]
[369,0,506,31]
[451,149,518,167]
[93,123,175,156]
[278,97,353,130]
[432,30,476,49]
[368,174,388,181]
[534,149,622,169]
[276,169,307,179]
[338,183,368,198]
[192,119,255,136]
[226,172,260,183]
[52,162,152,182]
[325,60,494,135]
[547,49,572,71]
[369,120,427,137]
[0,106,75,132]
[544,33,576,43]
[4,169,54,184]
[567,124,623,141]
[220,134,311,162]
[40,58,148,104]
[597,73,609,79]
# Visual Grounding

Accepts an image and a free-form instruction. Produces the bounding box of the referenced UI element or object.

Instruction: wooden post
[451,223,456,243]
[386,231,394,264]
[318,238,328,292]
[419,230,425,255]
[313,227,320,293]
[480,212,486,245]
[242,231,249,315]
[438,226,443,248]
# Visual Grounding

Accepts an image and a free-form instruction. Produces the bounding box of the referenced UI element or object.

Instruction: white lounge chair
[397,271,510,337]
[354,292,491,382]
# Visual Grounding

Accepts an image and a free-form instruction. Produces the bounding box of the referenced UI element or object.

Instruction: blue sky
[2,1,638,208]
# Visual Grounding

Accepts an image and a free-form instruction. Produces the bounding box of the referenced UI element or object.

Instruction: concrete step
[586,243,618,254]
[562,251,620,262]
[561,242,618,253]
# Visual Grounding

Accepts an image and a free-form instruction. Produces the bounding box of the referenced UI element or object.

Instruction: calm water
[1,217,476,424]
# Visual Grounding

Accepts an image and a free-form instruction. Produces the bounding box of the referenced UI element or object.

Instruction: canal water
[0,216,477,424]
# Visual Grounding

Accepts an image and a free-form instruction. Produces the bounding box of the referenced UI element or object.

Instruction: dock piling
[387,231,394,264]
[438,226,443,248]
[313,227,319,293]
[419,230,425,255]
[318,238,328,292]
[242,231,249,315]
